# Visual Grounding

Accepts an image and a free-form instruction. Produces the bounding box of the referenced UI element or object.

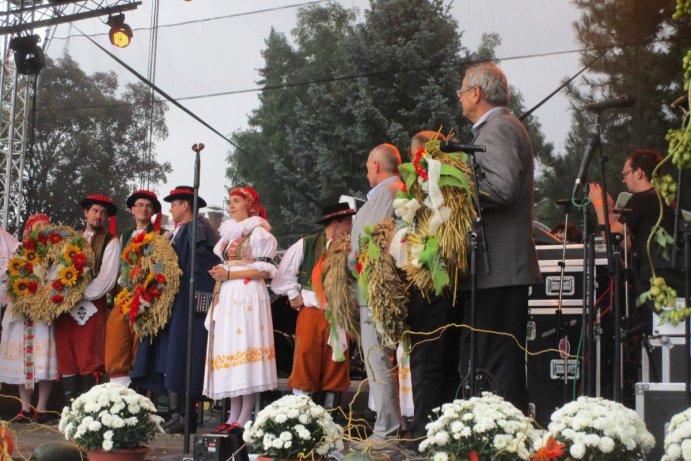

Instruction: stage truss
[0,0,141,233]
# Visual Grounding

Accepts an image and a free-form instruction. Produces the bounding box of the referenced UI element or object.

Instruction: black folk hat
[126,190,162,214]
[318,202,356,225]
[80,194,118,216]
[163,185,207,208]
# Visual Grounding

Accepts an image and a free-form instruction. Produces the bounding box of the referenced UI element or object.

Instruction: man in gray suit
[456,63,542,412]
[350,143,404,446]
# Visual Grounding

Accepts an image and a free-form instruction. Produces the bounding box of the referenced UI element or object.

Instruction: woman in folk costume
[0,214,58,423]
[205,186,278,433]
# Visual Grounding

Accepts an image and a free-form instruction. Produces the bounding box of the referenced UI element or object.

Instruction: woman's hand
[209,265,230,282]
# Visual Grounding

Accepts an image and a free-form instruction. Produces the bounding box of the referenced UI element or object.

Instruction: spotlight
[9,34,45,75]
[107,14,133,48]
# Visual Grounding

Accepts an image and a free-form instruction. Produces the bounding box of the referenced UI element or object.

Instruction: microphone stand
[555,199,573,405]
[465,146,490,397]
[592,113,623,402]
[575,143,597,397]
[184,142,205,454]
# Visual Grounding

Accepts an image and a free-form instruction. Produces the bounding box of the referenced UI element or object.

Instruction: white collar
[367,175,398,200]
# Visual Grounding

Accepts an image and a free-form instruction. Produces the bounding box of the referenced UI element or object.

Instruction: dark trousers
[407,289,461,438]
[458,285,529,413]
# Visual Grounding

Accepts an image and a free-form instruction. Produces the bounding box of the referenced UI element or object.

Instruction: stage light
[107,14,133,48]
[9,34,45,75]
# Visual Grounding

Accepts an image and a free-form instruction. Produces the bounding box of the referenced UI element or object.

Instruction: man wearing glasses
[589,149,680,314]
[105,190,165,386]
[455,63,541,413]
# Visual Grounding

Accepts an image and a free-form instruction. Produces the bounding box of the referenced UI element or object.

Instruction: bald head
[411,131,446,158]
[366,143,402,188]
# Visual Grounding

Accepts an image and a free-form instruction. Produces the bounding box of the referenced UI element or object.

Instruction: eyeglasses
[132,203,154,210]
[456,86,477,98]
[620,169,634,179]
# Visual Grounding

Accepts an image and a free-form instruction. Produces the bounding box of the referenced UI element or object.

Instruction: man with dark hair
[350,143,405,447]
[456,62,542,412]
[55,194,121,400]
[589,149,680,309]
[105,190,164,387]
[271,202,355,407]
[131,186,220,434]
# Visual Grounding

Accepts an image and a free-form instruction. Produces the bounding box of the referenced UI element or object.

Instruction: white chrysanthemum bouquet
[419,392,541,460]
[58,383,163,452]
[662,407,691,460]
[243,395,344,458]
[545,396,654,460]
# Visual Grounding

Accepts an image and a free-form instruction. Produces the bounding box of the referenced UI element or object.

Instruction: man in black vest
[105,190,164,386]
[272,202,355,407]
[55,194,120,400]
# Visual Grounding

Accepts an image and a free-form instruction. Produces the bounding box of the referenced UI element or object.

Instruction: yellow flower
[142,233,154,244]
[58,266,79,287]
[7,258,24,276]
[63,244,80,262]
[144,272,156,289]
[115,288,132,314]
[23,250,38,262]
[12,277,30,296]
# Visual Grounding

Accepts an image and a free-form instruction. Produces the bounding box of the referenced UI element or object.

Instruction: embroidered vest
[298,232,326,291]
[89,228,114,276]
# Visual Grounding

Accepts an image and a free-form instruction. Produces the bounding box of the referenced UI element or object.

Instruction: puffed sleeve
[248,226,278,276]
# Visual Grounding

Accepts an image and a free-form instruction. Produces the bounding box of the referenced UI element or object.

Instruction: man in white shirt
[271,202,355,407]
[54,194,120,400]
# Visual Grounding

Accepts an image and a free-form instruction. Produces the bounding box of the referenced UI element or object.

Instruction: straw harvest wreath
[6,225,95,324]
[115,231,181,338]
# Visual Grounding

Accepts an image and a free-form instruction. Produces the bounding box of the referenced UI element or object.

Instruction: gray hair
[464,62,510,107]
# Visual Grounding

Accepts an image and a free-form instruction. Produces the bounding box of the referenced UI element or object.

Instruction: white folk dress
[0,229,58,388]
[203,217,278,399]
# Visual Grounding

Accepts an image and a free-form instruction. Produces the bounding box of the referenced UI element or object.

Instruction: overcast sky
[45,0,582,213]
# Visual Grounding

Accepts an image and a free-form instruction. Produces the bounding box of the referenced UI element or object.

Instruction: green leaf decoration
[399,162,417,192]
[438,176,466,189]
[417,237,450,294]
[636,290,651,307]
[445,152,469,163]
[367,240,380,261]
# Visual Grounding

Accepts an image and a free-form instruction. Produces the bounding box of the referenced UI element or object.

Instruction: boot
[165,402,197,434]
[80,374,97,394]
[61,375,81,403]
[162,391,182,430]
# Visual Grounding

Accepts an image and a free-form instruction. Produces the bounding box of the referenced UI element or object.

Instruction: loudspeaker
[193,431,249,461]
[526,308,584,428]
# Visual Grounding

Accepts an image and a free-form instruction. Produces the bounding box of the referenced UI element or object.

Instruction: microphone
[670,94,688,109]
[439,140,486,153]
[572,133,600,196]
[584,95,635,112]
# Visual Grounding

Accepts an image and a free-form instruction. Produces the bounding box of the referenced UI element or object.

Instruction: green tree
[24,53,171,230]
[228,0,551,245]
[536,0,691,225]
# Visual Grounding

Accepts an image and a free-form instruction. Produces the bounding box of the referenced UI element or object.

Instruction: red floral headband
[24,213,50,239]
[230,187,267,220]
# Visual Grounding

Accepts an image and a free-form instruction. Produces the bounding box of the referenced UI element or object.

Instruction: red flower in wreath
[48,233,62,244]
[27,281,38,294]
[23,239,36,251]
[51,294,64,304]
[52,280,64,291]
[532,438,566,461]
[24,262,33,274]
[155,274,166,284]
[355,262,363,274]
[133,232,146,244]
[37,233,47,245]
[468,450,479,461]
[72,253,86,268]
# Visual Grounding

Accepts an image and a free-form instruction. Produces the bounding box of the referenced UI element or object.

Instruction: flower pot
[85,447,149,461]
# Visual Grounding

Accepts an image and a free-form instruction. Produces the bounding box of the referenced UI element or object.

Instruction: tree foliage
[227,0,551,245]
[536,0,691,225]
[24,53,171,231]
